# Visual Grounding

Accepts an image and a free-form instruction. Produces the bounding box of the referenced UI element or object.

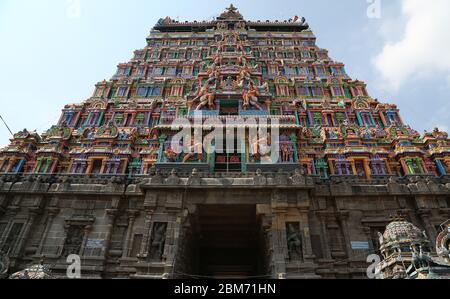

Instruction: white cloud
[374,0,450,90]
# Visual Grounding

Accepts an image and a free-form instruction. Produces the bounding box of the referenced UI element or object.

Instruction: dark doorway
[196,205,264,278]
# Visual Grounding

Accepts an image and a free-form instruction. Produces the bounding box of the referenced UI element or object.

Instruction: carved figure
[150,223,167,260]
[182,138,203,163]
[242,81,262,110]
[193,84,216,111]
[287,224,303,261]
[164,147,178,162]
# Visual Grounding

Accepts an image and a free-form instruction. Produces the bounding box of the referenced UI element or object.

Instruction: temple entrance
[195,205,266,278]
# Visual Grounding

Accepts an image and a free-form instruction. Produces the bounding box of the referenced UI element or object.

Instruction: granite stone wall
[0,172,449,279]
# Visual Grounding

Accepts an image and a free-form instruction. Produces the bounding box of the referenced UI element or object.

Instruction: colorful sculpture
[0,5,448,178]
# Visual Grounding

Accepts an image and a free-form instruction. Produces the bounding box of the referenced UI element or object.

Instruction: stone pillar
[102,209,118,257]
[328,160,335,176]
[0,206,21,249]
[100,159,107,174]
[140,210,154,258]
[49,159,59,174]
[164,216,182,275]
[385,159,393,175]
[0,158,5,172]
[122,210,139,258]
[104,163,111,175]
[14,208,39,256]
[299,210,315,262]
[378,112,386,126]
[317,212,332,260]
[43,159,53,174]
[337,211,352,258]
[86,160,94,175]
[363,159,372,180]
[363,226,375,252]
[337,163,343,175]
[445,160,450,171]
[81,162,88,174]
[73,111,82,127]
[419,159,427,175]
[37,208,59,255]
[350,160,357,176]
[69,162,76,174]
[400,159,410,175]
[130,113,136,126]
[79,225,92,256]
[6,158,17,173]
[271,212,287,279]
[418,210,437,245]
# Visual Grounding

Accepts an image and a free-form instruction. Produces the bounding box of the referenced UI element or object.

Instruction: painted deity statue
[192,84,216,111]
[250,134,272,162]
[182,137,203,163]
[164,146,178,162]
[212,53,224,66]
[281,143,292,162]
[192,71,219,111]
[237,41,245,53]
[237,53,249,66]
[242,81,262,110]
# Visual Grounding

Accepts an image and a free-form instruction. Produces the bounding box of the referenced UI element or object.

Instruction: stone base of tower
[0,172,449,279]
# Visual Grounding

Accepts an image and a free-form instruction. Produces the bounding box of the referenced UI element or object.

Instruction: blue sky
[0,0,449,146]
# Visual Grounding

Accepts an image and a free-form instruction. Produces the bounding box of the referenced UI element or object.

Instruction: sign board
[86,239,105,249]
[351,241,370,250]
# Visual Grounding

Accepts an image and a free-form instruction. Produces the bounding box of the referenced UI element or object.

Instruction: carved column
[363,159,372,179]
[139,210,154,258]
[164,215,182,271]
[400,159,409,175]
[317,212,332,260]
[0,159,7,172]
[363,226,375,252]
[122,210,139,258]
[271,211,287,278]
[328,160,336,176]
[0,213,15,246]
[79,225,92,256]
[86,160,94,175]
[337,211,352,257]
[350,160,357,176]
[100,159,107,174]
[6,158,17,173]
[299,210,315,262]
[102,209,118,257]
[384,159,393,175]
[49,159,59,174]
[418,210,437,245]
[14,208,39,256]
[37,208,60,255]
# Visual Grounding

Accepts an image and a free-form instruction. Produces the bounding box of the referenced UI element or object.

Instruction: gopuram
[0,5,449,279]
